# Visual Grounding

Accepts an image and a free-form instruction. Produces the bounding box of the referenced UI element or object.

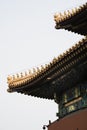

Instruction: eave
[7,37,87,100]
[54,3,87,35]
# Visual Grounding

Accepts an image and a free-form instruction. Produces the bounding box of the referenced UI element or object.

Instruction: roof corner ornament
[41,65,44,70]
[7,75,13,84]
[29,70,32,75]
[25,71,28,76]
[33,68,36,73]
[37,67,41,73]
[54,13,61,23]
[20,72,23,77]
[16,73,20,78]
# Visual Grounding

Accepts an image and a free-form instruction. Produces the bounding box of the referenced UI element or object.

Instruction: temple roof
[54,3,87,35]
[7,37,87,100]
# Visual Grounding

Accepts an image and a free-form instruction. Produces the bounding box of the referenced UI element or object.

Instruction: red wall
[48,109,87,130]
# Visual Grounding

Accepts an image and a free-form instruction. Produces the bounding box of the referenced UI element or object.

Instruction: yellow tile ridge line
[54,3,87,24]
[7,36,87,88]
[7,65,48,87]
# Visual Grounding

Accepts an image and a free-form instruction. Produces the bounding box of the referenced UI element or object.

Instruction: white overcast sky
[0,0,86,130]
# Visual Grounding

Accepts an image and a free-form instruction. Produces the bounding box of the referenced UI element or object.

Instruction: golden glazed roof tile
[54,3,87,24]
[7,36,87,90]
[54,3,87,35]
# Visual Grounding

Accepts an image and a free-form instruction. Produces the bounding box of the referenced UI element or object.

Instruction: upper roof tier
[54,3,87,35]
[7,36,87,100]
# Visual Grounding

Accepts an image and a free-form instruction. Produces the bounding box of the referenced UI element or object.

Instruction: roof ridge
[7,36,87,89]
[54,2,87,24]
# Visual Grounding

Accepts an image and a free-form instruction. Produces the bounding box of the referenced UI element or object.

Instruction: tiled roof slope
[7,37,87,99]
[54,3,87,35]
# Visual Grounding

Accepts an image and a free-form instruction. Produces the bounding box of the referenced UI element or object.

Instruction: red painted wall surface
[48,109,87,130]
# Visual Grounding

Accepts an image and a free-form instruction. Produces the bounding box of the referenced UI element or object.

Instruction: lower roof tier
[7,37,87,100]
